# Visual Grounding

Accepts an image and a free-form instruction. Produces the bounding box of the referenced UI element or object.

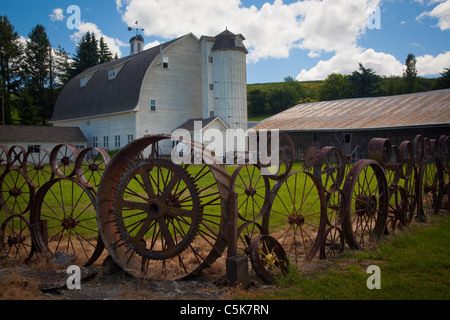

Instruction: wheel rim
[263,170,327,265]
[341,160,389,249]
[31,178,103,266]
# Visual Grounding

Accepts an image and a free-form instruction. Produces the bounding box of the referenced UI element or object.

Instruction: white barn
[51,29,248,154]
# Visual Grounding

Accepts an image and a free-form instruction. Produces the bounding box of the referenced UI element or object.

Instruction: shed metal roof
[252,89,450,132]
[0,125,87,143]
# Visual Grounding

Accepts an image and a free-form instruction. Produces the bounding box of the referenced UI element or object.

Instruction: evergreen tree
[17,89,42,125]
[0,15,22,124]
[348,63,381,97]
[437,66,450,89]
[22,24,52,121]
[99,37,113,64]
[65,32,116,82]
[403,53,418,93]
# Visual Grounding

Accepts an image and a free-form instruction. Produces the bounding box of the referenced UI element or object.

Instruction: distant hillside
[247,76,441,119]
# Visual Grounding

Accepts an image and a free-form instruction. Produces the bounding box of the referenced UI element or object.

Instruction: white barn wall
[53,112,136,150]
[136,35,202,153]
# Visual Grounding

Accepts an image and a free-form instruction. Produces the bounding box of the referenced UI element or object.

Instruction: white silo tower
[201,29,248,131]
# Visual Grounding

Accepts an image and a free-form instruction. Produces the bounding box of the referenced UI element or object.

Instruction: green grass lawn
[239,214,450,300]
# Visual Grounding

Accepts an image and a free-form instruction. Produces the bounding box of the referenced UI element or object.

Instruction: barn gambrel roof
[51,34,188,122]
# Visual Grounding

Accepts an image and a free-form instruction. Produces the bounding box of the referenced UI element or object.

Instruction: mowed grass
[240,214,450,300]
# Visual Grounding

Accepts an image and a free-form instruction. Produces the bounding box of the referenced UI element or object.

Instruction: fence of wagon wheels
[0,133,448,285]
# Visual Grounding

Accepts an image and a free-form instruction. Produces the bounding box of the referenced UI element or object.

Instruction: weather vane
[128,21,144,35]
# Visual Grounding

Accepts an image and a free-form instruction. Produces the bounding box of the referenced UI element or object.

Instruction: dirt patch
[0,254,275,300]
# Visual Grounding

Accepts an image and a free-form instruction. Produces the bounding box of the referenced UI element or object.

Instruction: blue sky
[1,0,449,84]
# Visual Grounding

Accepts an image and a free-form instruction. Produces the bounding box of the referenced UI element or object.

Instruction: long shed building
[253,89,450,160]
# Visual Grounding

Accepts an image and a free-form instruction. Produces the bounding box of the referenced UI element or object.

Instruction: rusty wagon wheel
[319,226,345,259]
[75,147,110,189]
[325,188,346,227]
[262,170,328,265]
[0,214,34,262]
[416,155,444,222]
[398,140,414,180]
[113,158,202,261]
[249,235,289,284]
[30,178,104,267]
[7,145,27,170]
[50,144,79,179]
[0,168,34,215]
[341,159,389,249]
[314,146,346,194]
[386,186,409,232]
[22,147,54,189]
[96,134,230,280]
[260,131,295,181]
[0,145,9,172]
[230,164,270,223]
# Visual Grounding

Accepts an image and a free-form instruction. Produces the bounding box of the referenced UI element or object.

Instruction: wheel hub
[61,217,80,230]
[288,213,305,226]
[9,187,22,197]
[355,194,377,217]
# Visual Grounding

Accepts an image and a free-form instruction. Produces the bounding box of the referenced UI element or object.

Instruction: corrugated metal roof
[0,126,87,143]
[253,89,450,132]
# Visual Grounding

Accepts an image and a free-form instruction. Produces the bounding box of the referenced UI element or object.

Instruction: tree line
[0,15,117,126]
[248,55,450,116]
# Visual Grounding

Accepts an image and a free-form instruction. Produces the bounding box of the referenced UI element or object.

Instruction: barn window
[27,145,40,154]
[103,136,109,148]
[208,56,213,63]
[209,84,214,90]
[162,56,169,69]
[115,135,121,148]
[93,137,98,148]
[108,68,116,80]
[127,134,134,144]
[150,99,157,112]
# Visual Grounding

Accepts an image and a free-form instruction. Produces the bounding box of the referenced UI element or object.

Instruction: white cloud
[416,51,450,75]
[416,0,450,30]
[296,46,404,81]
[49,8,65,22]
[296,48,450,81]
[70,22,128,58]
[117,0,380,63]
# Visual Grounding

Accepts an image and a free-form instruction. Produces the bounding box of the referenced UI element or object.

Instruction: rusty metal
[22,147,54,189]
[262,170,328,265]
[0,168,34,215]
[96,134,230,280]
[248,235,289,284]
[314,146,346,193]
[50,144,79,178]
[1,133,448,283]
[7,145,27,169]
[251,89,450,132]
[0,214,34,262]
[368,138,392,167]
[75,147,110,189]
[30,177,103,266]
[263,132,295,181]
[341,159,389,249]
[319,226,344,259]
